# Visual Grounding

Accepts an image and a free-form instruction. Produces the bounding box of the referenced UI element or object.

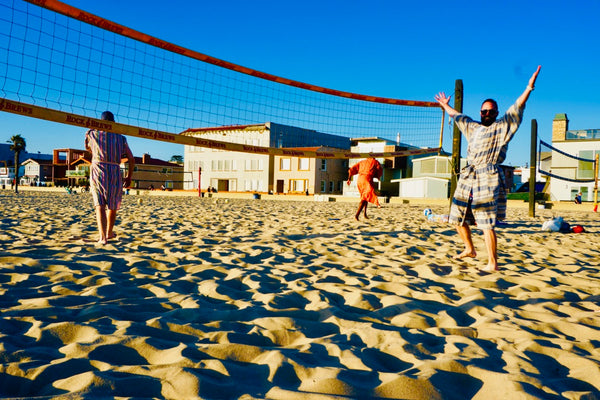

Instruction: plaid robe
[449,102,524,229]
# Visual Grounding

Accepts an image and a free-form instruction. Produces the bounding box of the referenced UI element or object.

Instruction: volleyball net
[0,0,444,160]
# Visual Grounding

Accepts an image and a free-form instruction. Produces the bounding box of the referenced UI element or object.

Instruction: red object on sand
[571,225,585,234]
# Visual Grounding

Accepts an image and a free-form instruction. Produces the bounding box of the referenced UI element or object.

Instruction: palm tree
[9,134,26,194]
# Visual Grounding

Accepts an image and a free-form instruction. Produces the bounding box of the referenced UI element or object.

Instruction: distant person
[574,192,582,204]
[435,65,541,272]
[85,111,135,244]
[347,157,383,220]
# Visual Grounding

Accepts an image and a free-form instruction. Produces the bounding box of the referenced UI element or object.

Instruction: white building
[181,122,350,193]
[548,114,600,202]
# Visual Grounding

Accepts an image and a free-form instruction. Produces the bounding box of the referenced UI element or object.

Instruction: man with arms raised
[435,65,541,271]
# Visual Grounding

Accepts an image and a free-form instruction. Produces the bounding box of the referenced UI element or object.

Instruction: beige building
[547,113,600,202]
[182,122,350,193]
[273,147,348,195]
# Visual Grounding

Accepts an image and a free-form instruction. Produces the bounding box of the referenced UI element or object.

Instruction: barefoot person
[347,157,383,220]
[85,111,135,244]
[435,65,541,271]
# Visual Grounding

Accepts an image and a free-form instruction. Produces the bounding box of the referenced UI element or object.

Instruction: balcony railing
[65,170,87,177]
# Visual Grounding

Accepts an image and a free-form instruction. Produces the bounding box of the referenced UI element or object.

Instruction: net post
[594,153,599,212]
[438,110,445,155]
[449,79,463,209]
[529,119,537,217]
[198,167,202,197]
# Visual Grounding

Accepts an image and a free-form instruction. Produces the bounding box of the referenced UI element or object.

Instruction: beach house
[52,148,88,187]
[548,114,600,202]
[130,153,184,190]
[21,158,54,186]
[0,144,53,188]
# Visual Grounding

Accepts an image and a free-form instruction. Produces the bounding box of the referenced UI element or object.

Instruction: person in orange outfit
[347,157,383,220]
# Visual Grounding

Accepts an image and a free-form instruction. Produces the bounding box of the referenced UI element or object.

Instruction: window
[320,159,327,171]
[245,159,263,171]
[421,158,436,174]
[280,158,291,171]
[290,179,306,192]
[578,150,598,180]
[245,179,262,191]
[299,158,309,171]
[436,158,449,174]
[329,181,334,192]
[320,180,326,192]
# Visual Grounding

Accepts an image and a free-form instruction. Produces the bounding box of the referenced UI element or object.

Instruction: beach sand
[1,189,599,399]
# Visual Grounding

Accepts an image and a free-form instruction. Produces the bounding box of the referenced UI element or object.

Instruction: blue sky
[2,0,599,166]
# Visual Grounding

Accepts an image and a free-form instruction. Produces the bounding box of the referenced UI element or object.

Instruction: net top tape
[0,98,441,159]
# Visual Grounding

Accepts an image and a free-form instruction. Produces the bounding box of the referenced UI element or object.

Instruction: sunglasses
[480,109,497,116]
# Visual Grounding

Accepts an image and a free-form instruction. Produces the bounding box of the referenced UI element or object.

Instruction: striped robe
[449,102,524,230]
[85,129,131,210]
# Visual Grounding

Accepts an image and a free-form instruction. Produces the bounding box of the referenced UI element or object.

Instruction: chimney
[142,153,151,164]
[552,114,568,142]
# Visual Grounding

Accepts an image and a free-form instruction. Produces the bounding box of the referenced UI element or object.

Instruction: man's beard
[481,115,496,126]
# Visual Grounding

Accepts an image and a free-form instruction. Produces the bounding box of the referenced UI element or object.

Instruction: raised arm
[516,65,541,108]
[434,92,460,119]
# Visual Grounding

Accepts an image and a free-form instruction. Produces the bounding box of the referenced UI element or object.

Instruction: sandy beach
[0,189,599,399]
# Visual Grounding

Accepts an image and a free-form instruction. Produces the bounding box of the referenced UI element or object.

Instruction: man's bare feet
[107,232,117,241]
[453,249,477,260]
[97,238,107,245]
[480,263,498,272]
[354,214,360,221]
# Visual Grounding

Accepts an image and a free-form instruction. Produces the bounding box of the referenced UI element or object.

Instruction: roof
[553,113,568,121]
[135,155,181,167]
[350,137,387,142]
[21,158,54,165]
[180,124,267,135]
[279,146,347,152]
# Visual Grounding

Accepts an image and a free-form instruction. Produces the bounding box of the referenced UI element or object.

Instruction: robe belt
[461,163,498,175]
[92,160,121,166]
